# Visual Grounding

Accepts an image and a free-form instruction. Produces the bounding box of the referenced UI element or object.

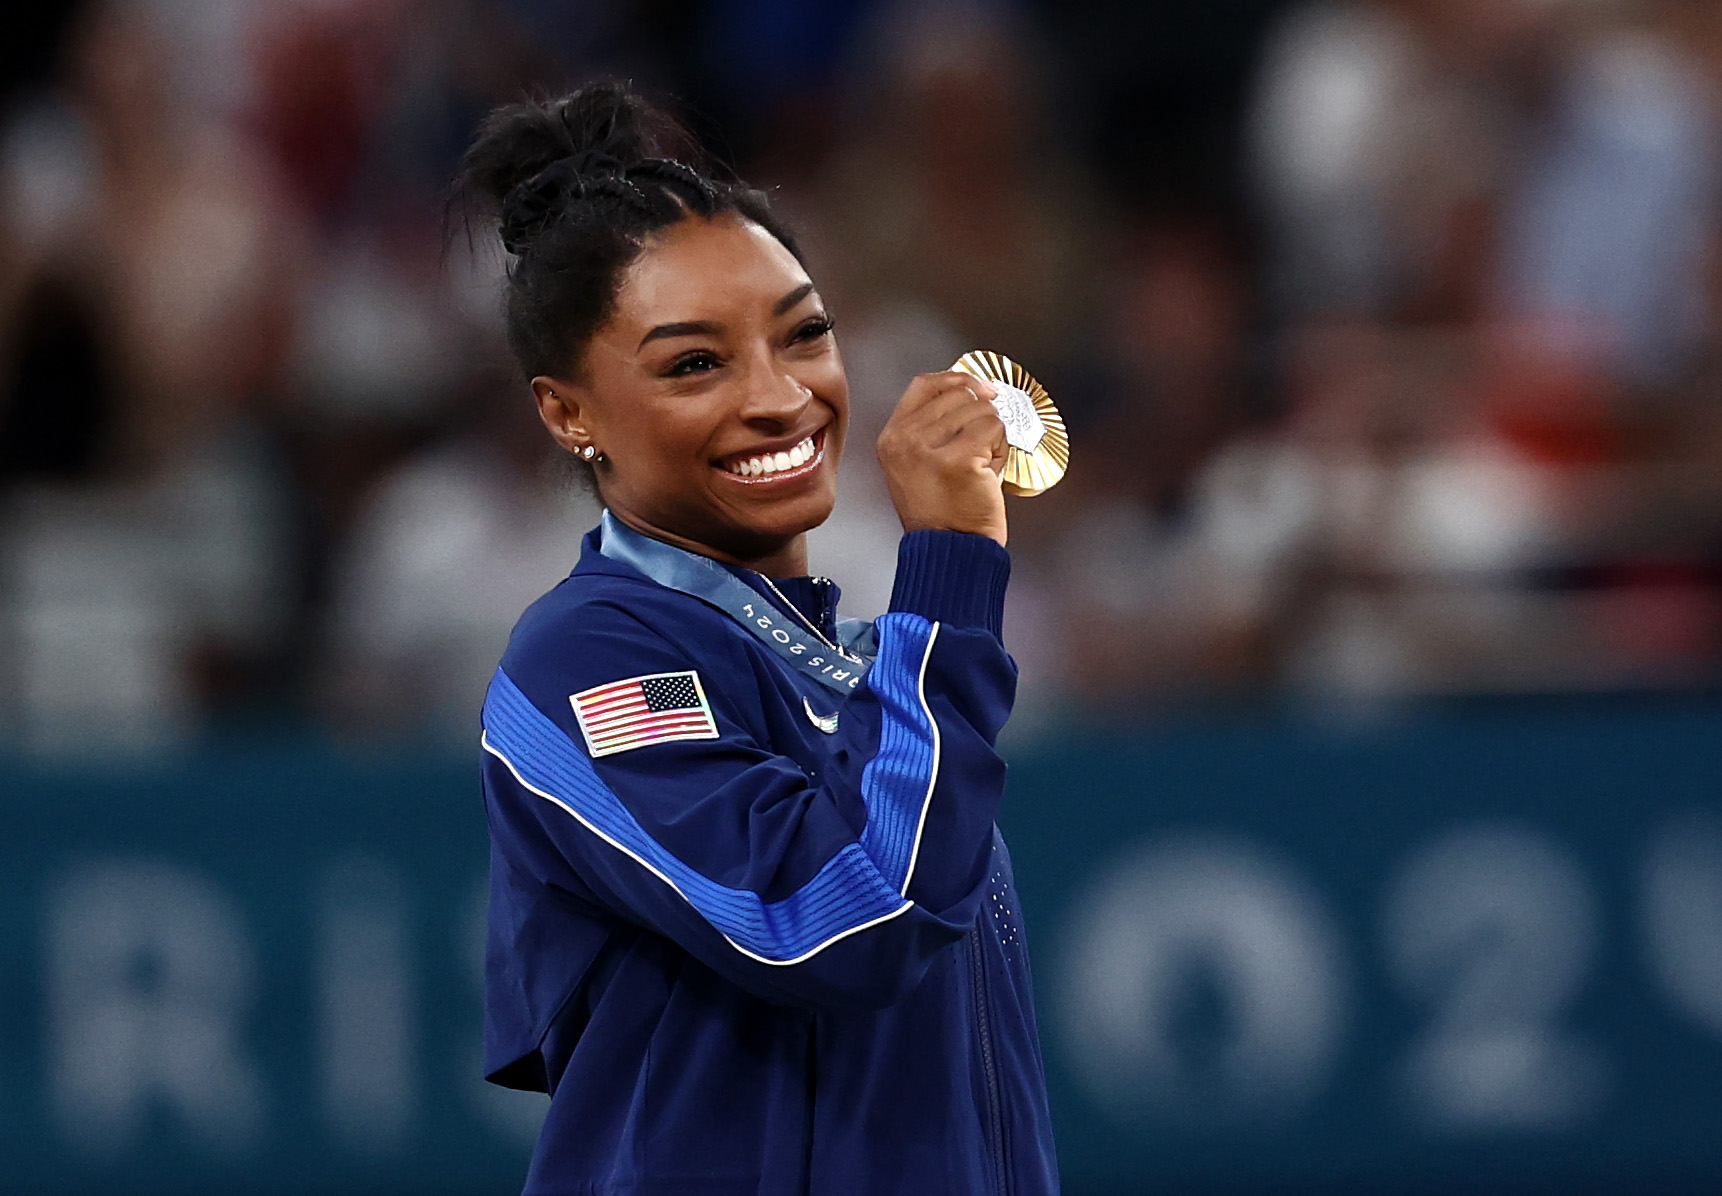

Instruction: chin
[749,491,837,543]
[708,487,837,564]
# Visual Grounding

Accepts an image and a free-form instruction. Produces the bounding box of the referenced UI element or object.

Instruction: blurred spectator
[319,379,597,736]
[1164,0,1722,709]
[5,0,1722,748]
[1494,5,1721,385]
[1022,214,1269,705]
[0,0,300,750]
[1249,0,1551,323]
[796,0,1115,704]
[1250,0,1720,376]
[810,0,1108,380]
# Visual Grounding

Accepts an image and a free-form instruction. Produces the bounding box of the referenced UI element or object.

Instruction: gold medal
[951,350,1069,496]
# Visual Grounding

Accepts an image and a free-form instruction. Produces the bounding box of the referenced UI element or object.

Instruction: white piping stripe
[896,621,942,896]
[482,731,915,967]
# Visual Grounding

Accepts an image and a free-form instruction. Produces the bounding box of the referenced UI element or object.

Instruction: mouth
[716,429,827,485]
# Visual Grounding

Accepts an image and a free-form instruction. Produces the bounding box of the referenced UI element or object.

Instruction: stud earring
[580,445,597,461]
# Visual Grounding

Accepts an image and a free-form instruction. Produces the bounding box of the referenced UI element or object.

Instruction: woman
[467,84,1058,1195]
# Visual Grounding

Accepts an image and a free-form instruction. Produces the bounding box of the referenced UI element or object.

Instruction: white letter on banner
[1059,836,1347,1127]
[1643,812,1722,1039]
[1381,823,1603,1131]
[45,858,264,1153]
[316,857,415,1150]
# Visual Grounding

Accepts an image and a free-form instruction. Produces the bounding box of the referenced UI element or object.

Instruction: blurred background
[3,0,1722,1192]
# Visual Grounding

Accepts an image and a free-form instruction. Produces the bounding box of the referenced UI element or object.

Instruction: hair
[457,83,802,384]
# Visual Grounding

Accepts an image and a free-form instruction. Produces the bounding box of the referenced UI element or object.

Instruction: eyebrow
[773,282,816,316]
[635,283,818,350]
[637,321,718,349]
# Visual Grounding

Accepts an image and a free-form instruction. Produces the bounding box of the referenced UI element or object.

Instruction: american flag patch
[569,671,719,758]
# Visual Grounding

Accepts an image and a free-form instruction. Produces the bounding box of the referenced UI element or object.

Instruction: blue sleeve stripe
[482,669,912,966]
[857,613,942,895]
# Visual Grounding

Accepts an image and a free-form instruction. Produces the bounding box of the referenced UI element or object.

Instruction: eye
[665,350,723,377]
[791,314,835,344]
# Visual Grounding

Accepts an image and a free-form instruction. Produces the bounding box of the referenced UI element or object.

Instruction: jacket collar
[585,511,876,696]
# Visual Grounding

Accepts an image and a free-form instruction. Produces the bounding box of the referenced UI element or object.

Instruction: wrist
[887,530,1011,637]
[896,516,1006,548]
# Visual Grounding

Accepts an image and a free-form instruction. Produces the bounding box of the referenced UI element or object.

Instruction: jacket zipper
[968,927,1009,1196]
[755,573,864,664]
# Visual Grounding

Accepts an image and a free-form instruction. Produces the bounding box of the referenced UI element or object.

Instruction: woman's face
[541,214,848,573]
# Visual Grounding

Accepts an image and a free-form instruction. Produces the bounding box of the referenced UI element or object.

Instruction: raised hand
[876,371,1009,548]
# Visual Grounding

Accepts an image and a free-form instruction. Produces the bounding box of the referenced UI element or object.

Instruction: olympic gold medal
[951,350,1069,496]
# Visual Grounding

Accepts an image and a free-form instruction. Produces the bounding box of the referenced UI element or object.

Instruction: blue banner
[3,702,1722,1193]
[1012,702,1722,1195]
[0,745,538,1195]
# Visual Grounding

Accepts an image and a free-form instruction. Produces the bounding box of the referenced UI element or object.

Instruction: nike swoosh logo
[803,696,839,734]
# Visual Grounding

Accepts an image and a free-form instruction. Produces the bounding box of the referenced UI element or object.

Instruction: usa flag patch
[570,671,719,758]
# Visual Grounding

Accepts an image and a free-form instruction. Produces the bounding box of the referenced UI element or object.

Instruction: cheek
[808,358,850,421]
[616,401,706,458]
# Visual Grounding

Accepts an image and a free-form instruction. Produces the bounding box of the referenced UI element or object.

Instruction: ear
[531,375,597,458]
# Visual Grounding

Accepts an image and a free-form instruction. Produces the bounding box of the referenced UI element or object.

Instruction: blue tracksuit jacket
[480,511,1059,1195]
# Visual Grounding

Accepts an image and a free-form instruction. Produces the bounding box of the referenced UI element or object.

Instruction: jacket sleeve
[480,530,1016,1011]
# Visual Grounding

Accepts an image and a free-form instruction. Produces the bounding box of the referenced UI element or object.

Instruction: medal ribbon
[597,511,876,695]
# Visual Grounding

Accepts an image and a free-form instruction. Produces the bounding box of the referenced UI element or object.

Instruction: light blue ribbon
[597,511,877,695]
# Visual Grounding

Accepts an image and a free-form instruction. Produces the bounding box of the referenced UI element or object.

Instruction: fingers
[924,391,1006,453]
[878,368,1008,476]
[876,370,1013,545]
[893,370,997,417]
[888,373,1001,445]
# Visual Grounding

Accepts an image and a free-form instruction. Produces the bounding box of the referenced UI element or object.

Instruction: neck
[743,540,811,578]
[608,510,809,578]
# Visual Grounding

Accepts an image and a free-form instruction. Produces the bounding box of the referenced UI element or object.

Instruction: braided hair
[458,84,803,385]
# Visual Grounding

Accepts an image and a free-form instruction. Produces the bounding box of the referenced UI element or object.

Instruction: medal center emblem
[990,382,1046,453]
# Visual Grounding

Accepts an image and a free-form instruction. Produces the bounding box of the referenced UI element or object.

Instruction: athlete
[466,83,1059,1195]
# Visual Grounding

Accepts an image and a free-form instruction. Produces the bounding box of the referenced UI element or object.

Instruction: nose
[738,356,813,427]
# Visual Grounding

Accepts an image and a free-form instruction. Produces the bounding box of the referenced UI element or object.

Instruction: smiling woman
[535,214,847,573]
[459,83,1056,1196]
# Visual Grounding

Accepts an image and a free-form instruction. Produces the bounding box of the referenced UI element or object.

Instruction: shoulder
[499,569,753,705]
[506,568,739,656]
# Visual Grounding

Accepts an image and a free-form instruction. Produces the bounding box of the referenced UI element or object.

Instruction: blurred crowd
[2,0,1721,751]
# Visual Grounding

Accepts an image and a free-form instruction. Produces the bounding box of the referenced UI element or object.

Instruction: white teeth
[725,435,816,478]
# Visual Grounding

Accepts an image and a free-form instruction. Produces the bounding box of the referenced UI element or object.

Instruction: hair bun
[498,150,629,255]
[453,82,800,388]
[460,85,706,251]
[566,149,625,178]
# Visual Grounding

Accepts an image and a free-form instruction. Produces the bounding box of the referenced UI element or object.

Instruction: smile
[718,431,825,484]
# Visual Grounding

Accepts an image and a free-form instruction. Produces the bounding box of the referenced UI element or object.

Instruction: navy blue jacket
[480,512,1059,1195]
